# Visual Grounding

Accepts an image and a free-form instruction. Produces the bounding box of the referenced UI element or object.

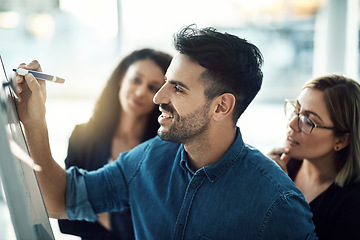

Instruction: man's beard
[157,102,211,143]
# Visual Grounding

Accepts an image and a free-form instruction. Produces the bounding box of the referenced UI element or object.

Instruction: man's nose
[153,82,170,105]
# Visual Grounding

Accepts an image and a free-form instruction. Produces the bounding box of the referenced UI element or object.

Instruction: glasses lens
[298,115,314,134]
[285,101,296,119]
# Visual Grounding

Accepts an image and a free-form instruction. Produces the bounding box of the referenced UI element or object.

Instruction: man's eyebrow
[296,100,324,122]
[168,79,190,90]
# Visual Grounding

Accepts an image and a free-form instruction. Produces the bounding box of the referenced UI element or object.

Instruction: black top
[58,123,135,240]
[288,159,360,240]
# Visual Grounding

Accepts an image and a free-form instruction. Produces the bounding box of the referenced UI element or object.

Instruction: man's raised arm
[15,60,67,219]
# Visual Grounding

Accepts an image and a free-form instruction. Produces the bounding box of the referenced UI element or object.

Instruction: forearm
[14,61,68,218]
[23,120,67,218]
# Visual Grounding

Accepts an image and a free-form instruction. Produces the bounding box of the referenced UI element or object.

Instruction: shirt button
[191,183,197,189]
[178,224,184,230]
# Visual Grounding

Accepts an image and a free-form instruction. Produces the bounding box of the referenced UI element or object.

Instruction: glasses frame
[284,99,335,135]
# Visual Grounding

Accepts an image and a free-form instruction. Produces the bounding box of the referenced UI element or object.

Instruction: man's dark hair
[173,24,263,124]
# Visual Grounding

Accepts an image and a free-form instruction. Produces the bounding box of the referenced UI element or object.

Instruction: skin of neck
[116,110,149,140]
[301,154,338,184]
[184,120,237,172]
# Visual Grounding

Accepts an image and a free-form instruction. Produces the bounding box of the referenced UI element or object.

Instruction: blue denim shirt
[66,128,317,239]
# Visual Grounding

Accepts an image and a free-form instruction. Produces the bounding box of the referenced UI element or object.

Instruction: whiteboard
[0,55,54,240]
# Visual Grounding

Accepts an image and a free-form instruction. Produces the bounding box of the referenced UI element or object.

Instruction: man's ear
[211,93,235,122]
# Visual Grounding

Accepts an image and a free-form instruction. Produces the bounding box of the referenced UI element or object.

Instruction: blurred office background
[0,0,359,239]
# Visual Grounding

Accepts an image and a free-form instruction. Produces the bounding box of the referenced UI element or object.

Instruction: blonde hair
[303,74,360,187]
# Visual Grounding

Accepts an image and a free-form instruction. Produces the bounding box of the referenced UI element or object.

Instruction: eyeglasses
[284,99,335,135]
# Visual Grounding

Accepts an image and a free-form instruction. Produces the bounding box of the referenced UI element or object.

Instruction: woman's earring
[335,146,340,151]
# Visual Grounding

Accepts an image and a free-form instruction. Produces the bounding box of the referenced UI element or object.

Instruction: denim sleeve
[65,166,98,222]
[259,191,318,240]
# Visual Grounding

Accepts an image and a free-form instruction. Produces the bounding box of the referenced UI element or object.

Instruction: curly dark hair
[173,24,264,124]
[88,48,172,141]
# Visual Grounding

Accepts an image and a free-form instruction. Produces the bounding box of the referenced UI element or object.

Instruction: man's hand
[14,60,46,125]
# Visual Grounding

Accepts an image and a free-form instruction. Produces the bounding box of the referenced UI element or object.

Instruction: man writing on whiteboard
[14,25,317,239]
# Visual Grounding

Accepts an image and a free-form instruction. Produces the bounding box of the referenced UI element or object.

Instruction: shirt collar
[179,127,245,182]
[179,147,195,180]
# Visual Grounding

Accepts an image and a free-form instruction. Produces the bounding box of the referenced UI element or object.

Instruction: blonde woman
[268,74,360,240]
